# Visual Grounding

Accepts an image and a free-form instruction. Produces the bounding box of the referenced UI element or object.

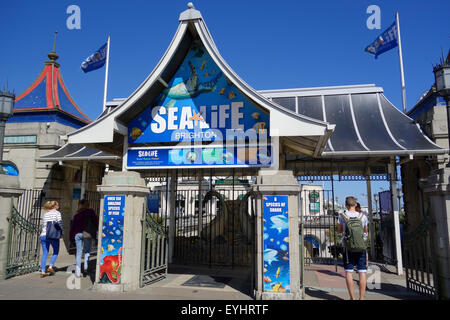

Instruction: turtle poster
[128,42,270,145]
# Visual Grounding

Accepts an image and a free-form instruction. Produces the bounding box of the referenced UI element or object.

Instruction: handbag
[46,221,62,240]
[83,213,97,239]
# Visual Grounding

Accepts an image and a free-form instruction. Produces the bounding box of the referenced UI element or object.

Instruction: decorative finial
[47,30,59,62]
[187,2,194,9]
[52,30,58,52]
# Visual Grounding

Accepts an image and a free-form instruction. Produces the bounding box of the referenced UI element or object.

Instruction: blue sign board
[127,145,272,169]
[99,195,125,284]
[128,43,269,144]
[263,195,290,293]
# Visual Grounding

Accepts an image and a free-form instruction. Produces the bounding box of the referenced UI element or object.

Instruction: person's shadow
[305,287,344,300]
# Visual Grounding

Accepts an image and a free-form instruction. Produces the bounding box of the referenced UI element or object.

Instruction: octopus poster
[263,196,291,293]
[99,195,124,284]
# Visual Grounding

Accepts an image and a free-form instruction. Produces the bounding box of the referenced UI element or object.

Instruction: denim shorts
[343,250,367,273]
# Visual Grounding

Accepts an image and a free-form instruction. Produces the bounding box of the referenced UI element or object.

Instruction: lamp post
[433,55,450,157]
[396,186,403,216]
[0,86,15,165]
[374,193,379,216]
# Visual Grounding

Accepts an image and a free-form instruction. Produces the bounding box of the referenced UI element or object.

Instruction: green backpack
[341,212,366,252]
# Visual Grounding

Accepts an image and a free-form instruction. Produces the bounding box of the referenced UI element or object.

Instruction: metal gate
[173,178,257,268]
[299,189,342,266]
[6,189,45,279]
[140,193,168,287]
[403,193,439,299]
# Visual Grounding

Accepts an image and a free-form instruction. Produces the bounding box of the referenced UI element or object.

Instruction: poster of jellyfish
[263,195,290,293]
[99,195,124,284]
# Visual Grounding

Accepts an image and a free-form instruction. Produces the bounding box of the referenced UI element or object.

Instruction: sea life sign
[263,196,290,293]
[99,195,124,284]
[128,42,270,145]
[126,144,272,169]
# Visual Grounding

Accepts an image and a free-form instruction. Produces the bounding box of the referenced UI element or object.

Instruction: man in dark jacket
[69,199,98,277]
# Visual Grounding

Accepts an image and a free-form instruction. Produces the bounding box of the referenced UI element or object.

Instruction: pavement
[0,252,432,301]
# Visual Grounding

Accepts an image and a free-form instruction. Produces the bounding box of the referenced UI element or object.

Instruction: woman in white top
[40,201,63,278]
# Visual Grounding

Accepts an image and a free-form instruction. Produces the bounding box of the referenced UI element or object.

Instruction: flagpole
[102,36,110,112]
[396,12,407,113]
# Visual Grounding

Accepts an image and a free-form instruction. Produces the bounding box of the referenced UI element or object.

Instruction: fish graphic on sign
[270,215,289,234]
[264,248,279,265]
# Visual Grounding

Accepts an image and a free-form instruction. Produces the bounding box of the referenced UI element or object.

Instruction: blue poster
[99,195,125,284]
[379,190,392,214]
[128,43,269,144]
[127,145,272,169]
[263,195,290,293]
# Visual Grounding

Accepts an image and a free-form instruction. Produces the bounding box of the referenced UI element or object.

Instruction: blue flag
[81,43,107,73]
[365,21,398,59]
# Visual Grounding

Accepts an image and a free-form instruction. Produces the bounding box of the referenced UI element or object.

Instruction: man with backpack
[338,196,369,300]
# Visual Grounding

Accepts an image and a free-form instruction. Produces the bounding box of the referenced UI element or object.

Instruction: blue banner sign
[99,195,125,284]
[263,195,290,293]
[128,43,269,144]
[126,145,272,169]
[365,21,398,59]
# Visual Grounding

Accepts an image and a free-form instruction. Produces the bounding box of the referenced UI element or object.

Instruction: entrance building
[12,4,445,299]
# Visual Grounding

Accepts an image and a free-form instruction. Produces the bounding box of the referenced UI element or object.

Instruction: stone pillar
[93,171,149,292]
[424,168,450,300]
[0,175,24,279]
[252,170,301,300]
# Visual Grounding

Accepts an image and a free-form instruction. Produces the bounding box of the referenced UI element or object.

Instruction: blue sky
[1,0,448,207]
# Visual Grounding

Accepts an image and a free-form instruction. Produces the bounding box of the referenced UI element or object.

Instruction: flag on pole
[81,43,108,73]
[365,21,398,59]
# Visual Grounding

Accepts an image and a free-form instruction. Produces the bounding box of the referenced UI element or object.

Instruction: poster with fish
[128,42,270,144]
[126,145,272,168]
[99,195,124,284]
[263,195,290,293]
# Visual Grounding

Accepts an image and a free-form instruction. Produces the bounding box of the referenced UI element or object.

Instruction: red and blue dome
[11,50,91,128]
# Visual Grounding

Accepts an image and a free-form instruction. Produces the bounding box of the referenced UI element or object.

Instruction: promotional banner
[81,43,107,73]
[263,195,290,293]
[99,195,124,284]
[126,145,272,169]
[379,190,392,214]
[128,43,269,144]
[365,21,398,59]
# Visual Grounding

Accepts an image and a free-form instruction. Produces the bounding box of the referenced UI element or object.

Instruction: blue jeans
[75,233,92,275]
[344,249,367,273]
[40,236,60,273]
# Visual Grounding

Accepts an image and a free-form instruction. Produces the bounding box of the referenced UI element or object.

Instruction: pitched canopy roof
[261,84,445,157]
[13,49,91,125]
[67,4,334,158]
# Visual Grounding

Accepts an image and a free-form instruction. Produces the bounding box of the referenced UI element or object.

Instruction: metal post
[0,119,6,163]
[198,169,203,237]
[168,170,176,263]
[388,158,403,275]
[102,36,111,112]
[366,169,375,260]
[396,12,407,113]
[81,161,87,200]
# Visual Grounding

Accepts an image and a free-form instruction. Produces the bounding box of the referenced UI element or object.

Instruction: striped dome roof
[13,50,91,125]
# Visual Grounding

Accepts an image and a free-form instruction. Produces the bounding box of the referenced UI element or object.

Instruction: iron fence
[299,189,343,266]
[6,189,45,279]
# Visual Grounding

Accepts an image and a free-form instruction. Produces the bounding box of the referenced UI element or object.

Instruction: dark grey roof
[260,85,445,157]
[39,143,121,162]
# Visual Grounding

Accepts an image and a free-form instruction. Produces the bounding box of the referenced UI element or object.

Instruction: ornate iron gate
[299,189,342,266]
[403,206,438,299]
[6,190,45,279]
[140,191,169,287]
[173,182,256,268]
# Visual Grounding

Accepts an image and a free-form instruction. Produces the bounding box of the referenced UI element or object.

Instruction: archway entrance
[140,168,259,295]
